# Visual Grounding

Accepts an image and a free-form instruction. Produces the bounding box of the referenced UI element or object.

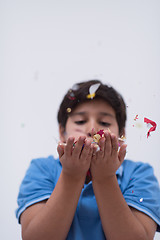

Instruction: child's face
[59,99,120,142]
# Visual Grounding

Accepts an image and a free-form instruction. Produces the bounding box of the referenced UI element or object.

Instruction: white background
[0,0,160,239]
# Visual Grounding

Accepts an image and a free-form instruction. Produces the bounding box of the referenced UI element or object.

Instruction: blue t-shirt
[16,156,160,239]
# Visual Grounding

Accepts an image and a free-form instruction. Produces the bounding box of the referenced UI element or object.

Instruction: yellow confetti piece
[86,93,96,99]
[67,108,72,113]
[107,128,111,133]
[93,133,101,143]
[119,135,126,141]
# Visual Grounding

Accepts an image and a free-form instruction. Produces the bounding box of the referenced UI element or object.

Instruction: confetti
[132,115,145,132]
[86,130,104,179]
[87,92,96,99]
[93,130,104,143]
[86,83,101,99]
[118,135,126,147]
[133,114,139,127]
[92,130,105,151]
[72,84,79,91]
[134,114,139,121]
[67,89,76,100]
[118,135,126,141]
[107,128,111,133]
[97,129,105,137]
[93,129,126,147]
[144,117,157,138]
[67,108,72,113]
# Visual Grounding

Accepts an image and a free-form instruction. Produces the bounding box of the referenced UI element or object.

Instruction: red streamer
[144,117,157,138]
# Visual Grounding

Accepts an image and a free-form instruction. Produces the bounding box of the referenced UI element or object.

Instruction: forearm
[92,175,149,240]
[22,171,85,240]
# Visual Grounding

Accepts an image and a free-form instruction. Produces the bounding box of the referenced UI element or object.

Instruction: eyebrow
[70,112,115,118]
[99,112,115,118]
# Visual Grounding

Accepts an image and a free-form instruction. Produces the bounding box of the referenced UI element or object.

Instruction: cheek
[109,125,120,137]
[64,126,87,142]
[68,130,87,140]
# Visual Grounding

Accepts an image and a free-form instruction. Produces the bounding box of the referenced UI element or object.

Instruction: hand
[90,130,127,183]
[57,136,93,181]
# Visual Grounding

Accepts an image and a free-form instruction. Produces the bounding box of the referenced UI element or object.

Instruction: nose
[87,128,96,138]
[86,120,99,138]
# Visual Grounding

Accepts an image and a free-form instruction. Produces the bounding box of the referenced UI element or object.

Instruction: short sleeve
[122,161,160,232]
[15,156,59,223]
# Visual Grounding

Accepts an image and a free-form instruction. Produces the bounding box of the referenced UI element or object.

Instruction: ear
[59,124,66,142]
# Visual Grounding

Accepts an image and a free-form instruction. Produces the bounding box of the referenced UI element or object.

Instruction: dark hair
[57,80,127,135]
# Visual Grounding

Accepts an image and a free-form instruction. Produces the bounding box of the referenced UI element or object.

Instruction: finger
[72,136,86,158]
[97,137,105,158]
[64,137,75,157]
[104,131,112,156]
[80,139,91,160]
[88,144,94,160]
[57,144,65,158]
[111,134,119,156]
[91,144,98,160]
[83,143,94,165]
[118,144,127,163]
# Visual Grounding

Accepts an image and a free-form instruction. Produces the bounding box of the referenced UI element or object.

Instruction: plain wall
[0,0,160,239]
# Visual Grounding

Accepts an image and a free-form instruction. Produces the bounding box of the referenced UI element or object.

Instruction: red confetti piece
[144,117,157,138]
[68,95,76,100]
[67,91,76,100]
[97,129,104,137]
[134,114,139,121]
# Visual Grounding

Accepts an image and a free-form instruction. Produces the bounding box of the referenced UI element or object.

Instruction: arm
[92,175,157,240]
[91,131,157,240]
[21,136,93,240]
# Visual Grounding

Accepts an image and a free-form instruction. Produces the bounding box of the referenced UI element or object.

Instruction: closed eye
[99,122,111,127]
[74,120,86,125]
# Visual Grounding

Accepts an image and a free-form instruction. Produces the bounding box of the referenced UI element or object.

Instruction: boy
[16,80,160,240]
